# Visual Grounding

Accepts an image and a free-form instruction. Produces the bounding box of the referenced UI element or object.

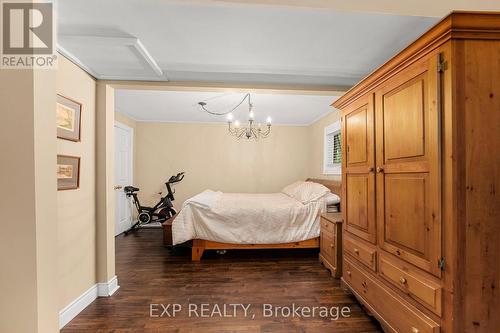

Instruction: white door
[114,122,133,236]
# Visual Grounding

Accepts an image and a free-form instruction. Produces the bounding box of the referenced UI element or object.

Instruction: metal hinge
[438,258,445,271]
[437,53,446,73]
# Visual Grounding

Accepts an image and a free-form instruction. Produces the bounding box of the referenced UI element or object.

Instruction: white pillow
[325,192,341,205]
[282,181,330,204]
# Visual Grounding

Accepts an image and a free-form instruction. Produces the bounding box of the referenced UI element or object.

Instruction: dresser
[333,12,500,333]
[319,212,342,278]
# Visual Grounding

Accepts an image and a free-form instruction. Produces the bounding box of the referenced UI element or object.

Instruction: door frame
[114,120,134,236]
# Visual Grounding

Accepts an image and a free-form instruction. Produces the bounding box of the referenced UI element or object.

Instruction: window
[324,121,342,175]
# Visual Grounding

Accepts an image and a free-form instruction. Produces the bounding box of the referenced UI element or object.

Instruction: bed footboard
[191,238,319,261]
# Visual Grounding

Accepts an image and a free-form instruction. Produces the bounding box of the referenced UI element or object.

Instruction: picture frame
[57,155,80,190]
[57,94,82,142]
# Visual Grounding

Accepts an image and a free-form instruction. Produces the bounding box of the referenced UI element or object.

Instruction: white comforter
[172,190,326,245]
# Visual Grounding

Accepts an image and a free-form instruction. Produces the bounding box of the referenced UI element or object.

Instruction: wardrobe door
[375,55,442,277]
[342,94,376,244]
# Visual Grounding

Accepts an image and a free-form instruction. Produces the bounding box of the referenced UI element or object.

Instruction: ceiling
[115,89,338,125]
[57,0,440,87]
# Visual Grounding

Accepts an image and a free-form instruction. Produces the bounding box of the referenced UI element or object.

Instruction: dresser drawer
[320,230,335,262]
[343,258,440,333]
[344,235,377,271]
[320,217,335,235]
[379,254,442,316]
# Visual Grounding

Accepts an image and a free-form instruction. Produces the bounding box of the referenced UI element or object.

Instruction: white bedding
[172,190,327,245]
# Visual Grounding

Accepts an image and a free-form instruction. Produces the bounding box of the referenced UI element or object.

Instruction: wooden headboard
[306,178,342,197]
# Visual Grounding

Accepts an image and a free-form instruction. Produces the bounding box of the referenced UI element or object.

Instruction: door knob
[376,167,384,173]
[368,167,374,172]
[354,248,360,255]
[399,276,407,285]
[114,185,123,190]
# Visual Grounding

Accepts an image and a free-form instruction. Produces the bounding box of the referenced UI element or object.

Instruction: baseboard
[98,275,120,297]
[59,276,119,328]
[59,284,98,329]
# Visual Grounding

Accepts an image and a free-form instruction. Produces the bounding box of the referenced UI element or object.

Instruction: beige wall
[134,122,310,208]
[95,82,116,283]
[56,56,98,309]
[1,68,59,332]
[307,109,342,182]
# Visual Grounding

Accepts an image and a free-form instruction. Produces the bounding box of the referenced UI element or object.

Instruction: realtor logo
[1,1,57,68]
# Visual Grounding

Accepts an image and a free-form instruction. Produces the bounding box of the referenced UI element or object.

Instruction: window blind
[326,131,342,167]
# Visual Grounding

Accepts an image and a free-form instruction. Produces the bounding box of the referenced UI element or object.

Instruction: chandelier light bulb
[234,120,240,127]
[249,111,255,120]
[227,113,233,121]
[266,116,272,124]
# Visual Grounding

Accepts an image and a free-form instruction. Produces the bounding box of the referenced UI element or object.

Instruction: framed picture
[57,155,80,190]
[57,94,82,142]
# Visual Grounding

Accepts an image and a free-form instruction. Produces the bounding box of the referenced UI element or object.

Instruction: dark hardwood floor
[62,229,381,333]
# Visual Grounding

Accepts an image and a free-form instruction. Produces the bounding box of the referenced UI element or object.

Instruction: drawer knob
[347,271,351,276]
[330,243,334,248]
[376,166,384,173]
[399,277,407,284]
[354,248,360,255]
[411,327,419,333]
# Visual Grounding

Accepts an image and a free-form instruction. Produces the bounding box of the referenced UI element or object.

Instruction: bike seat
[124,186,140,193]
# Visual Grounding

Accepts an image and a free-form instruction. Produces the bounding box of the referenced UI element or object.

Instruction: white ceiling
[57,0,439,86]
[115,89,338,125]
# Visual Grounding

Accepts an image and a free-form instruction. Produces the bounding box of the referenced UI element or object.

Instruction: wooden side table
[162,218,174,247]
[319,212,343,278]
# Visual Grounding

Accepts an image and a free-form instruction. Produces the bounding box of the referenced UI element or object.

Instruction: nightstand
[319,212,343,278]
[162,217,174,247]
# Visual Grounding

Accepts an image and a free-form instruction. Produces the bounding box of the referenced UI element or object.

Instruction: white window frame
[323,120,342,175]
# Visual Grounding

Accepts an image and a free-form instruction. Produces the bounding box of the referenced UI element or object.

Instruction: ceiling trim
[163,0,500,18]
[57,45,99,78]
[118,118,317,127]
[57,35,164,79]
[161,62,367,79]
[108,80,347,96]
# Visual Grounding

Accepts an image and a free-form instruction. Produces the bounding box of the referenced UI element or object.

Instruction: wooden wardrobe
[333,12,500,333]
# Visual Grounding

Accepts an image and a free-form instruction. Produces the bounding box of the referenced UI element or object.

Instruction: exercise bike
[123,172,185,235]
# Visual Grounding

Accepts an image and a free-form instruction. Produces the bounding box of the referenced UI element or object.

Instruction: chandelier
[198,93,272,140]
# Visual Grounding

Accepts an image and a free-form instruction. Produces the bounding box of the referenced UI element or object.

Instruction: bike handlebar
[167,172,185,184]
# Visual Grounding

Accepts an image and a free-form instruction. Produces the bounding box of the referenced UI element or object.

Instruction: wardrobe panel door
[384,173,427,255]
[345,173,376,243]
[375,56,442,277]
[342,94,376,244]
[346,108,368,165]
[384,79,425,161]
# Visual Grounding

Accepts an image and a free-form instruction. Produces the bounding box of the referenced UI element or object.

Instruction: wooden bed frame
[190,178,341,261]
[192,238,319,261]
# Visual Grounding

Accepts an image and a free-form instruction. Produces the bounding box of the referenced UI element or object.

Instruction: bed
[172,178,341,261]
